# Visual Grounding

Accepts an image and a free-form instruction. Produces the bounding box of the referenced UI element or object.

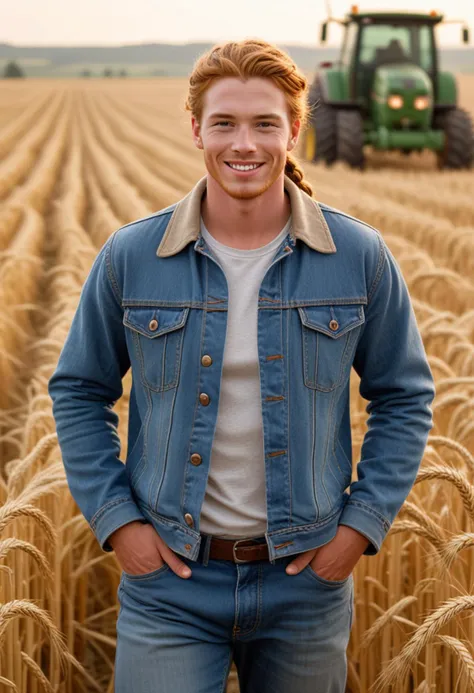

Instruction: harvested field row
[0,76,473,693]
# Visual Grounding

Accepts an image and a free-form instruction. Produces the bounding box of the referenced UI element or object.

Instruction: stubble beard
[206,154,282,201]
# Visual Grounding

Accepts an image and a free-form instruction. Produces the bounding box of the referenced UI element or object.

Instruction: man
[48,39,435,693]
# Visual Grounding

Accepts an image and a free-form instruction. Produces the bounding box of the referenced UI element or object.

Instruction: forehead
[202,77,289,119]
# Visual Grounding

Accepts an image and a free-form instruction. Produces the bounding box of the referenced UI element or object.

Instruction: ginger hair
[184,38,313,197]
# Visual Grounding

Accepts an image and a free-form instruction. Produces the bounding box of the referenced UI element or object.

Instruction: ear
[288,118,301,152]
[191,116,203,149]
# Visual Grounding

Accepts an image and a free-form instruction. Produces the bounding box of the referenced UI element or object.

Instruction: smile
[225,162,264,174]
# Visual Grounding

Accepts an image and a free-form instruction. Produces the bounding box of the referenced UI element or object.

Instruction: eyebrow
[207,112,283,122]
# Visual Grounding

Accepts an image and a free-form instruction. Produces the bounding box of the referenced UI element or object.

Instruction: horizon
[1,0,473,49]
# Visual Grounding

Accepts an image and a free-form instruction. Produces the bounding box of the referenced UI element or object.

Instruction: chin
[208,164,280,200]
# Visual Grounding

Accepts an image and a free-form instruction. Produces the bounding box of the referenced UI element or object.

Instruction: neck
[201,172,291,250]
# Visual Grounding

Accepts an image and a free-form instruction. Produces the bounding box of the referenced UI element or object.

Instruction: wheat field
[0,75,473,693]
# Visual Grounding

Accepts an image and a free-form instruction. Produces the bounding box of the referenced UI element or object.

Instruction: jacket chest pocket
[298,304,365,392]
[123,307,189,392]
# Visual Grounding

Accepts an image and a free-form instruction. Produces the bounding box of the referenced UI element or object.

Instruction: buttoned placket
[181,233,295,546]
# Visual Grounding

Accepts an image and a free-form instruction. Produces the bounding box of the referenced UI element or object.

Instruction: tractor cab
[342,13,441,112]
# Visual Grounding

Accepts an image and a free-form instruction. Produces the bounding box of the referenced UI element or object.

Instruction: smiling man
[48,38,436,693]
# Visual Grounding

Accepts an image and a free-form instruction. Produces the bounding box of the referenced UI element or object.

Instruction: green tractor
[303,6,474,169]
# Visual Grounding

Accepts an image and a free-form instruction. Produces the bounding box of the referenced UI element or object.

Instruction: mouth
[225,162,265,176]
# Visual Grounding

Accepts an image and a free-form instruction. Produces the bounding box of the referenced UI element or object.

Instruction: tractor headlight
[387,95,404,110]
[413,95,431,110]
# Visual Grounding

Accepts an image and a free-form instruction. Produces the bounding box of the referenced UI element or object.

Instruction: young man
[48,39,435,693]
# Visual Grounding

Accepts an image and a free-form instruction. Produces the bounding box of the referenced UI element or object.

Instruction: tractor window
[418,25,434,72]
[359,25,411,65]
[341,22,359,67]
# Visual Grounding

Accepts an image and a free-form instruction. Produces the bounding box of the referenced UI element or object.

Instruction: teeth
[228,163,260,171]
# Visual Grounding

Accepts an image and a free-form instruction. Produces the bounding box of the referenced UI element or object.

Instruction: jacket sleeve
[48,231,147,552]
[337,233,436,555]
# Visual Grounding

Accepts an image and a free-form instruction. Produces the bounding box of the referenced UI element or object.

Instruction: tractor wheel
[304,83,337,166]
[336,110,365,169]
[435,107,474,170]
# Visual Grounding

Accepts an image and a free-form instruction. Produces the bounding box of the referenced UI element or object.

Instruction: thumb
[286,548,318,575]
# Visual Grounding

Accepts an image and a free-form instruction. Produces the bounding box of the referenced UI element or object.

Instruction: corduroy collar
[157,174,337,257]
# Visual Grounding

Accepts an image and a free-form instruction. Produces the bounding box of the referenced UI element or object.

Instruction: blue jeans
[114,534,355,693]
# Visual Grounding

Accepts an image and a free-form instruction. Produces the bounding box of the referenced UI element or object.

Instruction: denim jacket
[48,174,435,564]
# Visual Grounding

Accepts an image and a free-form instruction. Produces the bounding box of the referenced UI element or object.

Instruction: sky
[1,0,472,47]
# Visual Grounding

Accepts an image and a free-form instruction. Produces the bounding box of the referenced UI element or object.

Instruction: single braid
[285,154,313,197]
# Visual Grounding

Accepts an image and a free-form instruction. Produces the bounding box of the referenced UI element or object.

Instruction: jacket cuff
[90,497,148,552]
[338,499,391,556]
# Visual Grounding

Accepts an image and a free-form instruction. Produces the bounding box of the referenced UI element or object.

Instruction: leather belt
[208,537,269,564]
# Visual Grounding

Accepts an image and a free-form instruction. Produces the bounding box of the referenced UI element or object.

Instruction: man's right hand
[108,521,192,579]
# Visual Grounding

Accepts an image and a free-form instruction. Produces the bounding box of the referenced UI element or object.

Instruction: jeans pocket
[303,563,352,588]
[122,563,171,582]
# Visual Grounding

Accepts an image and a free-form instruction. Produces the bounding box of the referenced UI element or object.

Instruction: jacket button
[329,319,339,331]
[199,393,210,406]
[149,319,158,331]
[201,355,212,367]
[184,513,194,527]
[190,453,202,466]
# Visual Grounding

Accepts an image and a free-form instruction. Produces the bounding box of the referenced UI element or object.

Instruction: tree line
[2,61,129,78]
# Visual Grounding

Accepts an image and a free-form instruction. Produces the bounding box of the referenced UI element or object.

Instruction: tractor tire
[435,107,474,170]
[336,110,365,169]
[304,82,337,166]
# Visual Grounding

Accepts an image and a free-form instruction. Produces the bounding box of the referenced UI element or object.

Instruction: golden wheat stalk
[370,595,474,692]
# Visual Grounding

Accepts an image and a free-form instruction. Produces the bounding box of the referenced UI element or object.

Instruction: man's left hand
[285,525,370,579]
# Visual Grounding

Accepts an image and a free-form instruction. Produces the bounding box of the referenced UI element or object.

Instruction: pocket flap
[123,307,189,339]
[298,304,365,339]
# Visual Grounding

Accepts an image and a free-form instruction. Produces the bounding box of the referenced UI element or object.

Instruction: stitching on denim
[149,388,166,509]
[320,389,333,511]
[125,310,188,393]
[334,438,352,487]
[123,307,189,339]
[299,305,365,339]
[319,206,383,237]
[237,563,264,638]
[121,298,368,308]
[299,306,364,393]
[286,305,292,526]
[131,382,152,488]
[116,206,176,234]
[90,496,131,528]
[324,383,344,496]
[304,564,350,587]
[233,565,241,640]
[131,329,148,392]
[269,503,343,538]
[123,564,171,582]
[345,499,391,530]
[219,649,234,693]
[141,505,199,539]
[183,256,209,519]
[311,388,320,521]
[367,236,386,304]
[105,232,123,308]
[154,372,179,512]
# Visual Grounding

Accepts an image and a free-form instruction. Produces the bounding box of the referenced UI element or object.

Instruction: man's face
[192,77,300,200]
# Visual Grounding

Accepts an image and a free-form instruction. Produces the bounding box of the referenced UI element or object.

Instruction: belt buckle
[232,538,257,564]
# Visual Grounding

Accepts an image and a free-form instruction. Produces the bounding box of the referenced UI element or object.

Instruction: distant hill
[0,41,473,78]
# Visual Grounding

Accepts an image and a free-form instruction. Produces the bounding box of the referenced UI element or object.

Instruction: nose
[231,126,257,153]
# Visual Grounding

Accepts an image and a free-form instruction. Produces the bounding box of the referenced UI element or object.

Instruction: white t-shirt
[199,214,292,539]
